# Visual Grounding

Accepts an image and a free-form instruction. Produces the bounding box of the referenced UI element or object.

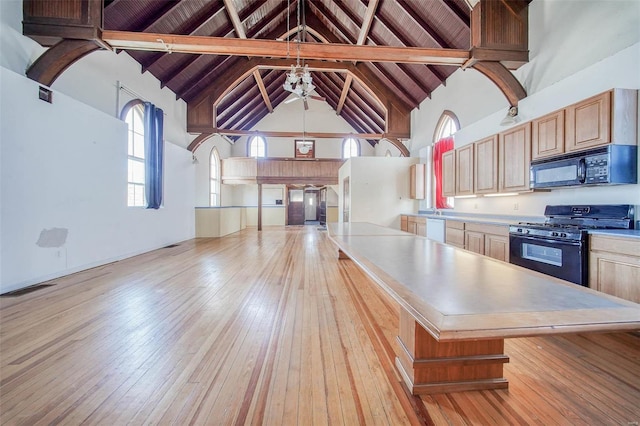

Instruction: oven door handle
[510,235,582,246]
[578,158,587,183]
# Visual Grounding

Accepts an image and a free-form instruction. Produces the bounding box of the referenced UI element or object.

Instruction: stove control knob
[551,232,559,237]
[561,233,567,238]
[525,229,530,234]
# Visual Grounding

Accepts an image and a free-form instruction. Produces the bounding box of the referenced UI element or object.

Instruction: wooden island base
[395,309,509,394]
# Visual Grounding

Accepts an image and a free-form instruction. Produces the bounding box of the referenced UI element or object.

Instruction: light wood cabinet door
[400,215,408,232]
[445,221,465,248]
[474,135,498,194]
[410,163,426,199]
[532,109,564,160]
[565,91,611,152]
[499,122,531,193]
[589,235,640,303]
[485,234,509,262]
[456,145,474,196]
[416,222,427,237]
[442,150,456,197]
[465,231,485,255]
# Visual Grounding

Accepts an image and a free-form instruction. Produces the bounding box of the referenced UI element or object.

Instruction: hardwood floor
[1,226,639,425]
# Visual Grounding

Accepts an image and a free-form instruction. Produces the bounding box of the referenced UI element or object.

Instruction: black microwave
[530,145,637,189]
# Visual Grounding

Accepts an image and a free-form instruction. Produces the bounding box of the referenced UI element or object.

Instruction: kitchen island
[328,222,640,394]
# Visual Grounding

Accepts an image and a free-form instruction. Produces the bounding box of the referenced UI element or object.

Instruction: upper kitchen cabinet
[474,135,499,194]
[456,144,474,196]
[565,89,638,152]
[499,122,531,193]
[442,150,456,198]
[532,110,565,160]
[410,164,426,200]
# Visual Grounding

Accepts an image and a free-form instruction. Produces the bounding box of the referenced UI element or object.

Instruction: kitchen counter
[588,229,640,239]
[402,212,544,227]
[327,222,640,394]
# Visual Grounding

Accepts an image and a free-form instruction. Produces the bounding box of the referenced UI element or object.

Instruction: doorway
[287,186,321,225]
[304,189,319,223]
[287,189,305,225]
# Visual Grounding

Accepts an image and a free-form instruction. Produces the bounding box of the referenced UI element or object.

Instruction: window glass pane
[249,136,266,157]
[129,159,145,184]
[128,131,134,156]
[125,102,146,207]
[133,108,144,132]
[133,133,145,158]
[343,138,359,158]
[134,184,145,206]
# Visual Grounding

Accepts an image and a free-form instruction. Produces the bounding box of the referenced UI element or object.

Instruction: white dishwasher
[426,218,445,243]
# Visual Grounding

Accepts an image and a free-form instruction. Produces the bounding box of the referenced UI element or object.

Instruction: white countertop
[328,222,640,341]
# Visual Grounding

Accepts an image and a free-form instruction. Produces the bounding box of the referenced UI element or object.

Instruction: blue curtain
[144,102,164,209]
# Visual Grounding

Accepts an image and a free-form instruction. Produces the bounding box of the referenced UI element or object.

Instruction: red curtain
[433,137,454,209]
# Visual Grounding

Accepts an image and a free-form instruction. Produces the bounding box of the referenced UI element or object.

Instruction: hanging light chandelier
[283,64,315,98]
[282,0,323,110]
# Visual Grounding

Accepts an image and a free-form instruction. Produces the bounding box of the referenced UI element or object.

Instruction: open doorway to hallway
[287,185,321,226]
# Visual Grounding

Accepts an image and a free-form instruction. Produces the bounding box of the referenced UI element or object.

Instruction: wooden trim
[118,98,144,121]
[101,30,470,66]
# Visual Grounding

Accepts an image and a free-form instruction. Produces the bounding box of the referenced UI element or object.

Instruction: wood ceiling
[23,0,530,153]
[102,0,471,147]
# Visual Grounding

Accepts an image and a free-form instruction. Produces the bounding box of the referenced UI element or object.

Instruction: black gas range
[509,205,634,286]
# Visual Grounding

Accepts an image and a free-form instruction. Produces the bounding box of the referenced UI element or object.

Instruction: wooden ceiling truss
[22,0,530,157]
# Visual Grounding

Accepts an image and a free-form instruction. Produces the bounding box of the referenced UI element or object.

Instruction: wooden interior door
[287,189,304,225]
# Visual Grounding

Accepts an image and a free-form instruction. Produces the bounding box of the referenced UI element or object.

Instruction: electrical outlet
[513,203,519,211]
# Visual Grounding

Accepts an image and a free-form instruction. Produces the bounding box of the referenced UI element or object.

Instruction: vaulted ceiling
[101,0,471,143]
[23,0,530,154]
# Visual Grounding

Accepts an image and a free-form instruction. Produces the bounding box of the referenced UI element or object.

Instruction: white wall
[0,1,195,292]
[410,0,640,217]
[339,157,419,229]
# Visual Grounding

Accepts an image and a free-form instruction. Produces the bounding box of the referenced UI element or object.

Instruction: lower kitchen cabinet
[401,215,426,237]
[465,222,510,262]
[445,220,465,249]
[485,233,509,262]
[465,231,484,254]
[589,234,640,303]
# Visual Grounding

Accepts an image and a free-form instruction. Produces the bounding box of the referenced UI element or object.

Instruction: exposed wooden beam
[101,30,470,66]
[139,0,184,32]
[223,0,247,38]
[443,0,471,26]
[140,3,227,73]
[336,75,353,115]
[26,39,101,86]
[255,70,274,113]
[213,129,385,139]
[471,61,526,107]
[396,1,451,48]
[187,132,214,152]
[356,0,380,45]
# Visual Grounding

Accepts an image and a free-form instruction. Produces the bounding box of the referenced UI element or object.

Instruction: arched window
[342,137,360,158]
[210,147,220,206]
[248,136,266,158]
[433,111,460,209]
[122,100,146,207]
[434,110,460,141]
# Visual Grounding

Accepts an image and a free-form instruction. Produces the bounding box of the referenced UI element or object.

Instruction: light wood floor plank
[1,226,639,425]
